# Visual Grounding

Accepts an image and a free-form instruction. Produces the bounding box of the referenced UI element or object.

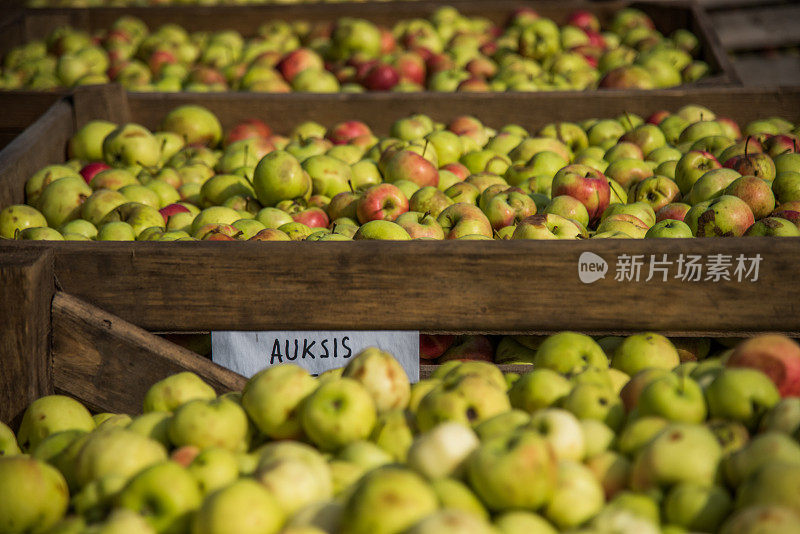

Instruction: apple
[406,422,479,480]
[394,211,444,239]
[551,164,610,222]
[383,150,439,188]
[143,372,216,413]
[629,176,680,213]
[16,395,95,452]
[512,213,585,239]
[724,152,777,181]
[0,204,48,239]
[746,217,800,236]
[341,347,410,413]
[724,175,776,219]
[723,432,800,488]
[508,368,571,412]
[545,460,605,529]
[356,183,408,223]
[727,334,800,397]
[102,123,161,168]
[636,374,707,423]
[409,186,453,219]
[534,332,608,376]
[300,378,377,452]
[562,383,625,431]
[437,202,492,239]
[467,429,557,511]
[719,505,800,533]
[736,462,800,512]
[117,461,202,534]
[675,150,722,195]
[255,454,332,517]
[483,189,537,230]
[630,423,722,490]
[252,150,312,207]
[706,368,780,429]
[656,202,691,222]
[686,195,755,237]
[528,409,586,462]
[352,220,410,240]
[406,509,495,534]
[0,456,69,533]
[341,466,438,534]
[611,333,680,376]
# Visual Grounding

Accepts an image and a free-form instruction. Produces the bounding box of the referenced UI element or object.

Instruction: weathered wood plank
[732,55,800,87]
[0,249,54,426]
[0,238,794,336]
[51,291,247,415]
[0,99,73,208]
[712,5,800,51]
[420,363,533,380]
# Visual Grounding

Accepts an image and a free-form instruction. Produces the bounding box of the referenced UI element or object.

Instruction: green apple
[474,410,530,441]
[255,446,332,516]
[97,221,136,241]
[37,176,93,228]
[431,478,489,521]
[68,119,117,161]
[128,411,172,449]
[161,105,222,148]
[353,220,411,240]
[338,440,392,471]
[0,204,48,238]
[582,419,616,457]
[760,398,800,435]
[0,456,69,533]
[637,374,707,423]
[300,378,377,452]
[630,423,722,490]
[101,202,165,237]
[494,511,557,534]
[534,332,608,376]
[369,409,414,462]
[119,183,161,209]
[736,461,800,511]
[187,447,239,495]
[17,394,95,451]
[719,505,800,534]
[612,333,680,376]
[0,421,20,456]
[415,374,511,432]
[528,408,586,461]
[103,123,161,168]
[405,509,495,534]
[706,368,780,429]
[407,421,479,479]
[74,428,167,488]
[143,372,216,413]
[342,347,410,413]
[544,460,605,529]
[562,383,625,431]
[340,466,438,534]
[117,461,202,534]
[723,432,800,487]
[252,150,312,207]
[192,479,284,534]
[585,450,631,500]
[242,364,317,440]
[645,219,693,238]
[508,369,571,412]
[168,397,249,452]
[467,429,557,511]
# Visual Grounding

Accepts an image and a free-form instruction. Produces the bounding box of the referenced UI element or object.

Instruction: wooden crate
[0,0,737,86]
[0,85,799,340]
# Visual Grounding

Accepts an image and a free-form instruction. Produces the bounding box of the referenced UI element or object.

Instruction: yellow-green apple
[405,509,495,534]
[143,372,216,413]
[300,378,376,451]
[746,216,800,236]
[409,186,452,218]
[629,176,680,212]
[606,142,645,163]
[720,505,800,534]
[96,221,135,241]
[69,119,117,161]
[74,428,167,488]
[302,155,353,198]
[512,213,585,239]
[562,383,625,431]
[494,511,557,534]
[675,150,721,195]
[636,374,707,423]
[192,480,283,534]
[687,168,742,205]
[353,220,411,240]
[340,466,437,534]
[252,150,312,207]
[407,422,479,479]
[645,219,693,238]
[16,395,95,452]
[242,364,317,440]
[551,164,610,222]
[528,409,586,461]
[736,461,800,512]
[356,183,408,223]
[444,182,480,205]
[37,175,92,228]
[474,411,530,442]
[116,461,201,534]
[102,123,161,168]
[604,158,654,189]
[0,204,48,238]
[727,335,800,397]
[724,152,776,181]
[545,460,605,529]
[467,429,557,511]
[686,195,755,237]
[338,440,392,471]
[255,206,293,229]
[127,411,171,449]
[544,195,589,228]
[415,374,510,432]
[437,202,492,238]
[369,409,414,462]
[509,137,571,164]
[534,332,608,376]
[723,432,800,488]
[0,456,69,533]
[161,105,222,148]
[101,202,165,237]
[342,347,410,413]
[395,211,443,239]
[119,183,160,209]
[630,423,722,490]
[425,130,463,167]
[599,65,655,89]
[582,419,616,457]
[168,397,249,452]
[255,452,332,516]
[0,421,20,456]
[611,333,679,376]
[620,124,667,156]
[616,416,670,459]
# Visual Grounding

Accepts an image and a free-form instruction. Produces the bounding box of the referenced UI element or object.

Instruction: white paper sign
[212,331,420,382]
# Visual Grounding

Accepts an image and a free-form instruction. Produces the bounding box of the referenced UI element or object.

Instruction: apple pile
[3,333,800,533]
[0,7,710,92]
[2,102,799,242]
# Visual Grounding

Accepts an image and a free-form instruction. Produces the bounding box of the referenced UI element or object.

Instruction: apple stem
[348,180,354,193]
[422,210,431,220]
[423,139,430,159]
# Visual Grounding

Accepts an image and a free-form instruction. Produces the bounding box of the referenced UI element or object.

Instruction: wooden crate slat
[0,249,54,426]
[711,5,800,51]
[51,291,247,415]
[3,238,791,335]
[732,55,800,87]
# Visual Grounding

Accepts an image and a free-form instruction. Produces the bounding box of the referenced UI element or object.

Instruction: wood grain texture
[0,99,73,208]
[0,237,797,336]
[51,292,247,414]
[0,249,54,426]
[12,1,733,82]
[124,87,800,134]
[712,5,800,51]
[71,84,130,128]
